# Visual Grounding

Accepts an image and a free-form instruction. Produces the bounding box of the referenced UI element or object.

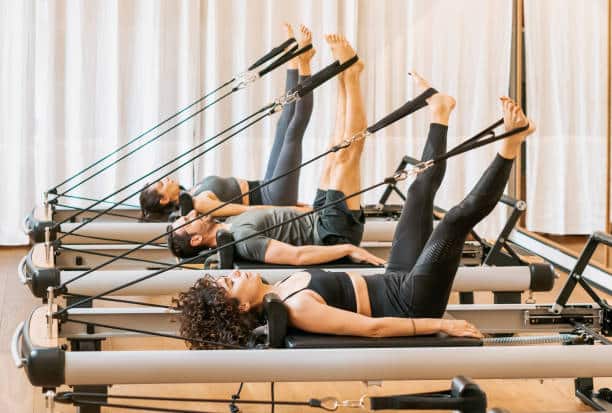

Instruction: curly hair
[139,184,178,222]
[173,275,262,349]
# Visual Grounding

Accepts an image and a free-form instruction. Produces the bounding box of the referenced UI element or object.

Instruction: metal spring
[484,334,577,345]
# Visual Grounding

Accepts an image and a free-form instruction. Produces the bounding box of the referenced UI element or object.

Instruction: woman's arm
[193,192,250,217]
[193,193,309,217]
[287,297,482,338]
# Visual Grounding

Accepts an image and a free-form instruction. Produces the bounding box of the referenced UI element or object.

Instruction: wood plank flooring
[1,245,611,413]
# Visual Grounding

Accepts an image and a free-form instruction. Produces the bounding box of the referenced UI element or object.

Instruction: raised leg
[264,23,299,182]
[318,65,347,192]
[387,73,456,272]
[324,34,366,211]
[262,25,315,205]
[398,97,535,318]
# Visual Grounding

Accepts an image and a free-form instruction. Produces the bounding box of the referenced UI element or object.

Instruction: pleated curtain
[1,0,513,244]
[524,0,609,234]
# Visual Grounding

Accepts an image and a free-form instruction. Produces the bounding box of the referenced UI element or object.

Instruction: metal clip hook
[272,90,300,112]
[412,159,434,176]
[47,286,55,339]
[338,130,371,149]
[317,395,369,411]
[234,70,259,90]
[45,390,55,413]
[392,169,409,182]
[44,227,51,262]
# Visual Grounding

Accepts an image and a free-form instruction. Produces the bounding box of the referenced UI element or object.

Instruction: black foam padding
[248,38,296,71]
[233,258,381,270]
[295,55,359,97]
[258,44,312,77]
[216,229,235,269]
[528,263,556,292]
[178,191,194,216]
[284,330,482,349]
[366,88,438,134]
[263,294,288,348]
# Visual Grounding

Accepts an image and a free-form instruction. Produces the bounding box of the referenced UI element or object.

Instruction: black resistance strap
[54,70,428,293]
[51,45,316,226]
[48,37,298,196]
[54,117,529,313]
[54,56,359,241]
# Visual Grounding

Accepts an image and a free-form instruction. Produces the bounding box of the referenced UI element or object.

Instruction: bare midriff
[347,271,372,317]
[236,178,250,205]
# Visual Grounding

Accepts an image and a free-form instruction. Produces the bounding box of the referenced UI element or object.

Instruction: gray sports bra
[191,176,242,203]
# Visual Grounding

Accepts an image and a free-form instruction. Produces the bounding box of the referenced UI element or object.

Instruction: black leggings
[382,123,514,318]
[260,70,313,205]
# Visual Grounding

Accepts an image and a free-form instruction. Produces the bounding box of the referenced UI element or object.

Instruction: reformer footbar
[51,54,358,246]
[46,37,301,199]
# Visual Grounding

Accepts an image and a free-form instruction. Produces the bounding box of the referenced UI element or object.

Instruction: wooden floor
[1,246,611,413]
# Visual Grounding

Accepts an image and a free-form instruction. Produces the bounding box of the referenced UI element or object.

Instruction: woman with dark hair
[174,87,536,349]
[140,24,316,221]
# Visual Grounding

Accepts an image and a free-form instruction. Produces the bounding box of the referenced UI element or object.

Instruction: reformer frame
[20,264,555,301]
[12,232,612,413]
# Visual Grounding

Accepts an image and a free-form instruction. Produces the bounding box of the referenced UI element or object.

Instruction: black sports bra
[281,269,357,312]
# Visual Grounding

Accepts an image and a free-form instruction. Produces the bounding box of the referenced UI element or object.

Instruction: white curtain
[1,0,513,245]
[524,0,609,235]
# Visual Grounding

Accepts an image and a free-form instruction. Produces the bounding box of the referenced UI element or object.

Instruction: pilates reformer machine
[15,34,608,413]
[22,42,529,273]
[12,232,612,412]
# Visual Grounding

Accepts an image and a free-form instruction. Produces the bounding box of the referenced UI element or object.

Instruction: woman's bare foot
[297,24,315,75]
[498,96,536,159]
[325,34,364,77]
[411,71,455,125]
[283,23,298,70]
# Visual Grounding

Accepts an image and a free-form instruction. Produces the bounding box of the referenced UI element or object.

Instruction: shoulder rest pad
[284,330,482,349]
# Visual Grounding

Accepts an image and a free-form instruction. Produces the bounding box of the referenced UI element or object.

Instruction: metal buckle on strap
[408,159,435,178]
[234,70,260,90]
[338,130,372,149]
[272,90,300,112]
[392,159,435,183]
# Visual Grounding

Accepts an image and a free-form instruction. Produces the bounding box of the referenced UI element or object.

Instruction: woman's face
[217,271,263,311]
[154,177,180,205]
